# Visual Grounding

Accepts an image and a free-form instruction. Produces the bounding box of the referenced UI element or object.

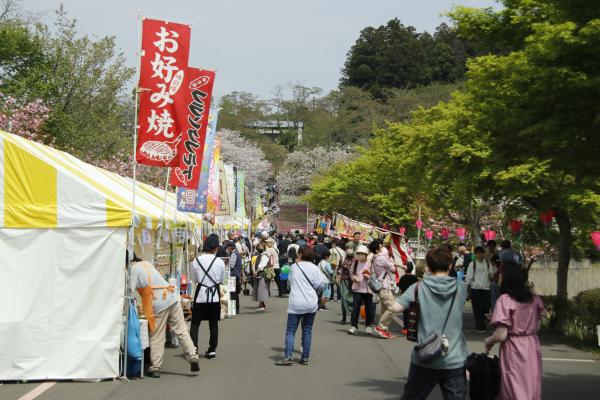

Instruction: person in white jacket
[466,246,496,332]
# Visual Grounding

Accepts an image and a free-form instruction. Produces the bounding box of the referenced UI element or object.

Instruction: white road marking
[17,382,56,400]
[542,357,596,363]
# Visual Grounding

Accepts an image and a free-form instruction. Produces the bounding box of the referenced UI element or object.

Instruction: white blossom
[217,129,271,195]
[277,146,352,196]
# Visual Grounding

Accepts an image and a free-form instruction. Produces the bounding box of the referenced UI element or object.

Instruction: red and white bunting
[136,18,191,167]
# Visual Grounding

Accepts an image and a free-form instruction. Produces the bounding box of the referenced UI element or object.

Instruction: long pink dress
[491,294,546,400]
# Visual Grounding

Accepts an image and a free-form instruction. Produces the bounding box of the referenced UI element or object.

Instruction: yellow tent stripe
[4,140,57,227]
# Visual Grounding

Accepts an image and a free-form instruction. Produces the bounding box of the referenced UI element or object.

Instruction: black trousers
[471,289,490,331]
[190,305,219,352]
[350,292,375,328]
[229,277,241,313]
[329,282,340,301]
[401,364,466,400]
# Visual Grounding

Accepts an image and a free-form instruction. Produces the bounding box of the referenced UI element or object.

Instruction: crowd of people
[130,229,545,399]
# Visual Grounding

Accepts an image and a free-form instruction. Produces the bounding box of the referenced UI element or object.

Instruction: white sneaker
[347,326,358,335]
[366,326,374,336]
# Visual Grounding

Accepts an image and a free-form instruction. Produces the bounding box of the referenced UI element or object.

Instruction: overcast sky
[23,0,499,99]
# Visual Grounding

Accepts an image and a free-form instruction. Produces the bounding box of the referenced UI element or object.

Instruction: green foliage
[218,91,270,137]
[341,19,473,98]
[310,0,600,300]
[542,289,600,345]
[1,6,134,160]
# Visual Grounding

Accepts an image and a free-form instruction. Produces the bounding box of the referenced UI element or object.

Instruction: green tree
[218,90,269,136]
[341,19,472,98]
[1,6,134,160]
[449,0,600,299]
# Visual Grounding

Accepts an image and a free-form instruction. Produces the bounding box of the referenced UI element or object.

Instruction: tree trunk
[554,209,572,299]
[471,223,482,246]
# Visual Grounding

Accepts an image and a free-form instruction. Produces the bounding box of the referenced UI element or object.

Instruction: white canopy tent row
[0,130,213,381]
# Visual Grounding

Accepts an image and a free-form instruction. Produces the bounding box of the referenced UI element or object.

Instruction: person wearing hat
[226,241,242,314]
[329,239,346,302]
[348,244,376,335]
[130,254,200,377]
[338,246,354,324]
[265,237,282,296]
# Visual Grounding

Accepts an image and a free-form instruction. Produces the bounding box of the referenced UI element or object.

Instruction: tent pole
[122,11,144,381]
[155,167,171,262]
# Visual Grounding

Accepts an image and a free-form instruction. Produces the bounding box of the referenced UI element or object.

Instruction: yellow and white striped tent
[0,129,197,230]
[0,129,201,381]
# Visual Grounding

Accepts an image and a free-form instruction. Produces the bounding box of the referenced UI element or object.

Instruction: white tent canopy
[0,130,193,380]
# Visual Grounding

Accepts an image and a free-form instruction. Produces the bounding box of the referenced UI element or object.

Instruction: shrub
[541,289,600,345]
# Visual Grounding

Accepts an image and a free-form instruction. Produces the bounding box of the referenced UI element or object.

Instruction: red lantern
[510,220,523,235]
[399,226,407,235]
[540,209,555,226]
[591,232,600,250]
[440,228,450,240]
[416,220,423,229]
[456,227,466,241]
[484,229,496,241]
[425,229,434,240]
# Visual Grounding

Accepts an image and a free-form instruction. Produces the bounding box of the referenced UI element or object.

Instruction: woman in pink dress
[484,261,546,399]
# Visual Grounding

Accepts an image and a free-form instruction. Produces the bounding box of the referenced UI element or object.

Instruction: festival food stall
[0,130,197,380]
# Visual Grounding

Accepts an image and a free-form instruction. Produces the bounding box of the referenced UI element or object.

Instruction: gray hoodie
[396,275,469,370]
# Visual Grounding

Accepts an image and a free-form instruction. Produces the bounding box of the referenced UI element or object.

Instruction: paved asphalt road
[3,294,600,400]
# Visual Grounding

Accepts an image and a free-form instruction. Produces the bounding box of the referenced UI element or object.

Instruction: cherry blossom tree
[0,89,50,142]
[217,129,271,195]
[278,146,352,196]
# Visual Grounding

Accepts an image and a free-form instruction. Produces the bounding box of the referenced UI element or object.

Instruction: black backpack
[465,352,501,400]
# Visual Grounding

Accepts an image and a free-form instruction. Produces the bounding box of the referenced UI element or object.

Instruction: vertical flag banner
[216,161,230,216]
[206,138,221,213]
[225,164,236,216]
[169,68,215,188]
[137,18,191,167]
[196,107,219,213]
[236,171,246,218]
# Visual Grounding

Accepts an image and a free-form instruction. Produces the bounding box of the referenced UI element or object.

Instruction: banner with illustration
[206,138,221,213]
[169,68,215,189]
[195,107,219,213]
[235,170,246,218]
[136,18,191,167]
[216,161,230,216]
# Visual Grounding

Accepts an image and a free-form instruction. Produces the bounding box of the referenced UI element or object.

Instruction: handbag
[296,263,323,306]
[465,352,501,400]
[413,285,458,363]
[367,271,387,293]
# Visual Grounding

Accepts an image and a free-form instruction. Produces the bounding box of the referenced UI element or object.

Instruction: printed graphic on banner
[206,138,221,213]
[136,18,191,167]
[196,107,219,213]
[216,160,230,215]
[169,68,215,188]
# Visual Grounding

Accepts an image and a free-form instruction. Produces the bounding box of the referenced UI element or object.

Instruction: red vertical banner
[136,18,191,167]
[169,68,215,189]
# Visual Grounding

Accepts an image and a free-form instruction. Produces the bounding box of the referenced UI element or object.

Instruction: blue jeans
[401,363,466,400]
[284,312,316,360]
